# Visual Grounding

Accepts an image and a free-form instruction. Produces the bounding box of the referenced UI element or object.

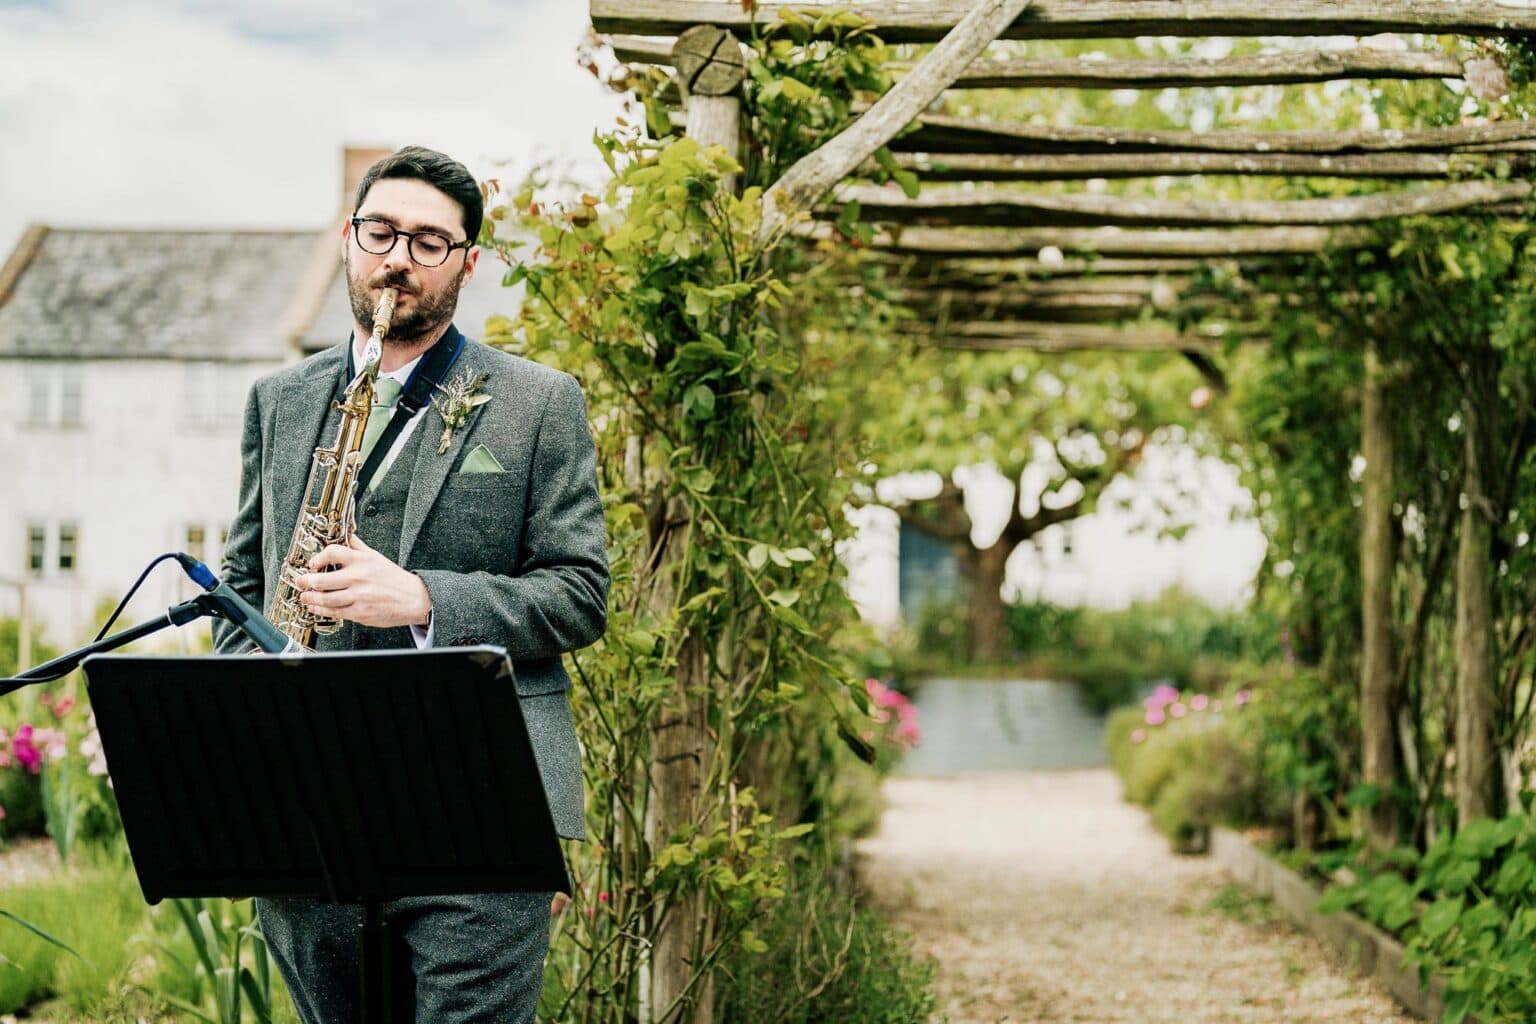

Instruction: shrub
[715,863,938,1023]
[1319,812,1536,1024]
[1107,681,1283,848]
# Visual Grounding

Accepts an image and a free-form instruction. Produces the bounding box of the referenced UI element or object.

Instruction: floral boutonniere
[432,370,492,454]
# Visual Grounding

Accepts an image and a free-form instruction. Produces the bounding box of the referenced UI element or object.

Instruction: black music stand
[82,646,569,1023]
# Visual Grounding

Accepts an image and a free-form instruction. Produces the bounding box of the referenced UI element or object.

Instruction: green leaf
[782,546,814,562]
[1493,851,1534,897]
[1454,818,1502,859]
[747,545,769,571]
[0,908,89,965]
[684,383,716,420]
[1418,896,1464,940]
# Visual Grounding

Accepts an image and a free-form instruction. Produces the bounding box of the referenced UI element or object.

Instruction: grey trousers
[256,892,553,1024]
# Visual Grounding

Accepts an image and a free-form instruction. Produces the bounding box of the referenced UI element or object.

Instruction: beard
[345,253,465,346]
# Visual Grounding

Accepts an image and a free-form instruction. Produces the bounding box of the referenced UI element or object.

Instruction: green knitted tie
[358,377,404,466]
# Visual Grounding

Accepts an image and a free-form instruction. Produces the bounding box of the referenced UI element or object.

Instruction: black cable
[93,552,185,642]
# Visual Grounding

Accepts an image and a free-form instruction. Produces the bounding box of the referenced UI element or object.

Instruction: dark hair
[352,145,483,244]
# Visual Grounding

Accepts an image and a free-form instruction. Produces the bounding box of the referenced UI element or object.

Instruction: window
[57,523,77,573]
[26,524,45,575]
[21,364,84,428]
[24,368,50,426]
[186,524,206,562]
[59,367,83,427]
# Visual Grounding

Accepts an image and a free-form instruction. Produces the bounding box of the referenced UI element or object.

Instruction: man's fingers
[307,543,355,571]
[300,588,354,611]
[298,569,353,592]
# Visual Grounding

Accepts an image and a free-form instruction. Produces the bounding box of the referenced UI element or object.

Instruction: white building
[0,148,518,656]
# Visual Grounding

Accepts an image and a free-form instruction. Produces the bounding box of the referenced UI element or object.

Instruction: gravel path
[856,771,1420,1024]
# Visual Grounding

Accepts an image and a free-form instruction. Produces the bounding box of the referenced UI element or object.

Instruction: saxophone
[267,287,398,651]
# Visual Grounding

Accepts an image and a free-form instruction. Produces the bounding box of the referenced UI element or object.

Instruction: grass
[0,854,148,1013]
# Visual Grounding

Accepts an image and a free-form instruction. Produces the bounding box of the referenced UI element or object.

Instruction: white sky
[1,0,1268,619]
[0,0,625,251]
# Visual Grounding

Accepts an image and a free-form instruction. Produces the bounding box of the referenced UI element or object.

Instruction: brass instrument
[267,288,398,651]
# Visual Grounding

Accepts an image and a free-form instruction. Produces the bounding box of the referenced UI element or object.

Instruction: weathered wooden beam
[868,253,1266,278]
[892,113,1536,155]
[831,180,1532,228]
[906,289,1155,321]
[612,36,1464,90]
[590,1,1536,43]
[918,48,1466,89]
[877,150,1528,181]
[802,223,1381,257]
[757,0,1034,244]
[906,320,1232,352]
[611,34,675,65]
[903,275,1192,296]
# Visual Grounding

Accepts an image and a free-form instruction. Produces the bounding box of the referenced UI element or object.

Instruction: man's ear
[339,217,352,261]
[460,245,480,286]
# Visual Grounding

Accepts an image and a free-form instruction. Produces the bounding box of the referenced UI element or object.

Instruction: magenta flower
[1234,689,1253,707]
[13,725,41,774]
[1145,709,1166,726]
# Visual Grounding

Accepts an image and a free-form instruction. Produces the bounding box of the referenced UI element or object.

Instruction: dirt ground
[856,771,1421,1024]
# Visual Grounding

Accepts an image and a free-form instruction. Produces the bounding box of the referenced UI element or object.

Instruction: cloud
[0,0,623,251]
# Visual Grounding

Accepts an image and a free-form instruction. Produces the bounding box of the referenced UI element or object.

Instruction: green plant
[1319,812,1536,1024]
[141,897,280,1024]
[0,863,142,1013]
[715,863,938,1023]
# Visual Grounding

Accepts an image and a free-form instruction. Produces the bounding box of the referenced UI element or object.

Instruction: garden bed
[1211,827,1455,1023]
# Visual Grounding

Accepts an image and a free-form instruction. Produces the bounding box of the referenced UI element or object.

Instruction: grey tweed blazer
[213,332,609,840]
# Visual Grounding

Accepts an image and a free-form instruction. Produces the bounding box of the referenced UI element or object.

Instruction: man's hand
[298,533,432,629]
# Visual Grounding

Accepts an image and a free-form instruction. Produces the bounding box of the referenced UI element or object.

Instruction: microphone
[174,554,298,654]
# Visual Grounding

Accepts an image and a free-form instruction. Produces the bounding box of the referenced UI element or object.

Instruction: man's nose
[380,235,414,272]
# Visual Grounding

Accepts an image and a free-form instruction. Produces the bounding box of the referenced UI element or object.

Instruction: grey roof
[301,253,525,352]
[0,228,316,361]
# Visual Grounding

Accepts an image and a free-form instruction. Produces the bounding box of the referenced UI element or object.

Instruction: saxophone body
[267,288,397,651]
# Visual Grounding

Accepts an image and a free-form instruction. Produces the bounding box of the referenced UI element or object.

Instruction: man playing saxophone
[213,146,609,1023]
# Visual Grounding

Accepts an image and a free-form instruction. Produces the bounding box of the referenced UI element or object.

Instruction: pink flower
[1191,694,1209,711]
[1145,709,1165,726]
[598,891,610,903]
[1169,702,1188,719]
[13,724,41,774]
[37,693,51,708]
[1130,729,1147,744]
[1234,689,1252,707]
[52,696,75,719]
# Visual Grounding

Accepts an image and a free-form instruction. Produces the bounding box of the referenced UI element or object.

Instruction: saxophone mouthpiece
[371,287,399,340]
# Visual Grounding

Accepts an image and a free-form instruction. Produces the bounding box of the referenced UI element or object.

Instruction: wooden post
[1455,354,1500,825]
[1359,342,1397,850]
[646,25,744,1024]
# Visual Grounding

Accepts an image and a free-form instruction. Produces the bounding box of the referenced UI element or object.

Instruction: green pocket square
[459,443,505,474]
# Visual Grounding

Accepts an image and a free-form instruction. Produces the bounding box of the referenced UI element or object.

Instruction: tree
[867,347,1200,660]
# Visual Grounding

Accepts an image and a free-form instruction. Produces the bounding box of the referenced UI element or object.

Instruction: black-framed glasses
[350,216,471,268]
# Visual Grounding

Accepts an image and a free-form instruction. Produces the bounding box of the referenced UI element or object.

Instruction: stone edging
[1209,826,1451,1023]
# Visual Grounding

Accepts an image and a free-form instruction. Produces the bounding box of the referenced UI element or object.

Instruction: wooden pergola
[588,3,1531,1019]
